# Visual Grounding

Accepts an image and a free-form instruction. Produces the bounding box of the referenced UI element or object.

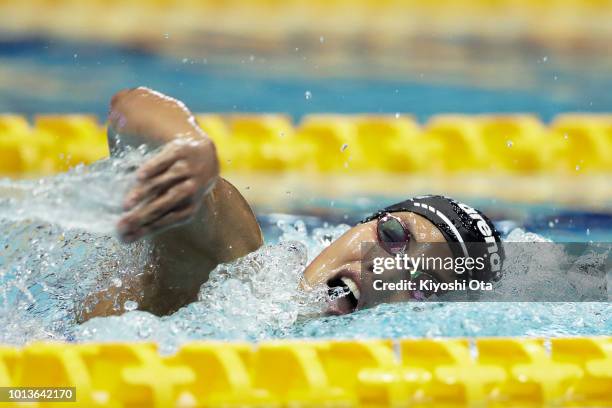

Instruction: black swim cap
[362,195,504,282]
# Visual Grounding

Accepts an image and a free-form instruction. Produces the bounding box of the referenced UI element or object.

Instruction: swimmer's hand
[111,88,219,243]
[119,139,218,242]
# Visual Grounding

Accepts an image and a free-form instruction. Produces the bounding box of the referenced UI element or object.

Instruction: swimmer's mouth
[326,275,361,315]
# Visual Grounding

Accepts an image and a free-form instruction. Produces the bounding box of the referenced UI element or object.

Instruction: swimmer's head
[302,195,504,315]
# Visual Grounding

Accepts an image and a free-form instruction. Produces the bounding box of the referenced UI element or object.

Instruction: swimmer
[81,87,504,320]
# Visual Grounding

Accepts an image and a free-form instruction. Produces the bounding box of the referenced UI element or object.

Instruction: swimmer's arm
[109,87,262,251]
[79,87,262,320]
[108,87,219,243]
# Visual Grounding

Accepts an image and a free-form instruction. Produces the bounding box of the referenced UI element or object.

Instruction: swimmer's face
[302,211,455,315]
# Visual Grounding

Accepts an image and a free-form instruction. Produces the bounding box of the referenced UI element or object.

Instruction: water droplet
[564,133,569,140]
[340,143,348,152]
[506,140,513,148]
[542,56,548,62]
[575,164,580,171]
[163,33,170,39]
[249,55,255,62]
[304,91,312,100]
[319,36,325,43]
[394,112,400,119]
[124,300,138,311]
[182,58,189,64]
[548,221,555,228]
[73,53,78,59]
[586,228,591,236]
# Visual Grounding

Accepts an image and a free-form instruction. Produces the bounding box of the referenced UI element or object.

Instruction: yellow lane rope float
[0,337,610,407]
[0,114,611,176]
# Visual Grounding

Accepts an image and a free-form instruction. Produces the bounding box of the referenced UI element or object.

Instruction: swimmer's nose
[302,222,376,288]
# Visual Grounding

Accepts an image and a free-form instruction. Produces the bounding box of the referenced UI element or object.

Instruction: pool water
[2,37,612,120]
[0,152,609,353]
[0,37,610,351]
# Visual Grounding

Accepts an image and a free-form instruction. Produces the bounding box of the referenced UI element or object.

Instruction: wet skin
[81,87,453,321]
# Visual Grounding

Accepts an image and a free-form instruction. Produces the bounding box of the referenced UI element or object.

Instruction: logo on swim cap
[457,202,502,274]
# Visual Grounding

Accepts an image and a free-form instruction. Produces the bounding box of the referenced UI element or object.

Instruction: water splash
[78,241,328,352]
[0,148,152,344]
[0,150,345,350]
[76,221,349,352]
[0,147,147,234]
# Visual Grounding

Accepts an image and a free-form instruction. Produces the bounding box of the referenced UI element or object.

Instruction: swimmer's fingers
[124,161,190,209]
[118,179,198,241]
[123,203,197,242]
[137,179,198,226]
[137,143,183,180]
